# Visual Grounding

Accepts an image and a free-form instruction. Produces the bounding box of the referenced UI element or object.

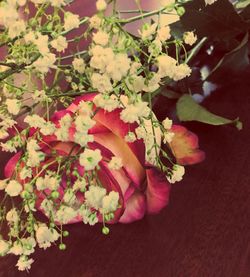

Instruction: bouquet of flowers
[0,0,247,271]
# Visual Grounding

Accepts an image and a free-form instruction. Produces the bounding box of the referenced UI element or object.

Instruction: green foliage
[176,94,243,129]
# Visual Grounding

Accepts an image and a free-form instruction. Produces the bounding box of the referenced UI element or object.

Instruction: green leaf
[206,33,249,82]
[176,94,242,130]
[236,0,250,9]
[180,0,248,40]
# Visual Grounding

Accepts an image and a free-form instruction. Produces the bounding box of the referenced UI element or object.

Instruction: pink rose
[5,93,204,224]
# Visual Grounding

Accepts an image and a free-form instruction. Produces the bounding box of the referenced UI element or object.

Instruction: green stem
[119,7,167,24]
[186,37,208,63]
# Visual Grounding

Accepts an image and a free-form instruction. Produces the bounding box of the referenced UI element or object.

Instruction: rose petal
[170,125,205,165]
[119,191,146,223]
[4,152,22,178]
[146,166,171,214]
[93,132,145,187]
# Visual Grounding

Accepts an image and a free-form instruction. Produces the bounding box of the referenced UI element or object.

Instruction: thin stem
[119,7,167,24]
[186,37,208,63]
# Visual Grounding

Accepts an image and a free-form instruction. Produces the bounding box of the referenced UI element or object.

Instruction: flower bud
[102,226,110,235]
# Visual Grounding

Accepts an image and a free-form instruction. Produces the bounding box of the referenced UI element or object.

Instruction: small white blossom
[64,12,80,32]
[8,20,26,39]
[93,94,119,112]
[172,64,192,81]
[183,31,197,46]
[36,225,59,249]
[72,58,86,74]
[6,99,21,115]
[34,33,49,56]
[56,206,77,224]
[163,131,175,144]
[85,186,106,210]
[51,36,68,52]
[90,45,114,72]
[157,55,177,78]
[157,25,171,42]
[5,180,22,197]
[162,118,173,130]
[33,53,56,74]
[75,115,95,132]
[93,30,109,46]
[138,23,157,40]
[205,0,217,5]
[125,132,137,143]
[50,0,66,7]
[20,167,32,180]
[79,149,102,171]
[126,75,145,93]
[6,208,19,223]
[24,114,46,129]
[102,191,119,213]
[16,256,34,271]
[106,53,131,82]
[91,73,113,93]
[89,15,102,29]
[63,189,76,205]
[96,0,107,11]
[167,165,185,183]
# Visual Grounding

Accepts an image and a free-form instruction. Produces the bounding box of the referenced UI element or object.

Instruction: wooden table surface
[0,69,250,276]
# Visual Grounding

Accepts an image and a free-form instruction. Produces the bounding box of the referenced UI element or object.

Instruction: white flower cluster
[24,115,56,136]
[85,186,119,214]
[26,139,45,167]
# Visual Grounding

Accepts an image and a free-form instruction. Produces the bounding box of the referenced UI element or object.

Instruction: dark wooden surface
[0,68,250,277]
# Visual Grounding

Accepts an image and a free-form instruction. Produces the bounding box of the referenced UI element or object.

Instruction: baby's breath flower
[89,15,102,29]
[183,31,197,46]
[85,186,106,210]
[79,148,102,171]
[102,191,119,213]
[72,58,86,74]
[167,164,185,183]
[6,208,19,223]
[205,0,217,5]
[16,256,34,271]
[138,23,157,41]
[33,53,56,74]
[91,73,113,93]
[93,94,119,112]
[125,132,137,143]
[64,12,80,32]
[157,25,171,42]
[5,180,22,197]
[157,55,177,78]
[96,0,107,11]
[172,64,192,81]
[5,99,21,115]
[162,118,173,130]
[93,30,109,46]
[50,0,66,7]
[36,225,59,249]
[8,20,26,39]
[51,36,68,52]
[163,131,175,144]
[56,206,77,224]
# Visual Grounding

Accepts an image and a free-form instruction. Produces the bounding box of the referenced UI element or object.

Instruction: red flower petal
[170,125,205,165]
[119,191,146,223]
[4,152,22,178]
[145,166,171,214]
